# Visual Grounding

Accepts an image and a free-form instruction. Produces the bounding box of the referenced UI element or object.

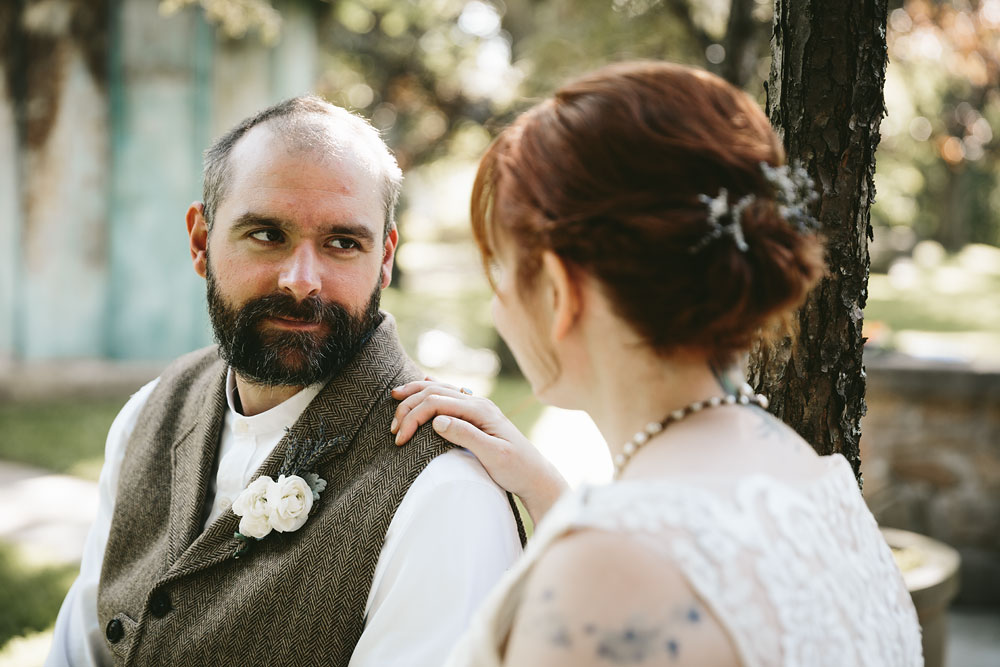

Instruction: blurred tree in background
[163,0,775,170]
[875,0,1000,253]
[165,0,999,256]
[154,0,999,382]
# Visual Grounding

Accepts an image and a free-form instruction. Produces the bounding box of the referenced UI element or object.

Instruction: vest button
[150,590,172,618]
[106,618,124,643]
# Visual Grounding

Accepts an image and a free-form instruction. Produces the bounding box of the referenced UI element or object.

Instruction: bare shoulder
[503,529,742,667]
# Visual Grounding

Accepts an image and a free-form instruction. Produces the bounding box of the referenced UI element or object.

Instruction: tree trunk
[721,0,758,89]
[749,0,889,485]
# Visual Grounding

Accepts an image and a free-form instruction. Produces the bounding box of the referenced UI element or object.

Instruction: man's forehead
[225,122,382,192]
[232,121,372,170]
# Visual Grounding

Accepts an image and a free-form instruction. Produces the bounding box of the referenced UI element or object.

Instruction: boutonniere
[231,427,345,559]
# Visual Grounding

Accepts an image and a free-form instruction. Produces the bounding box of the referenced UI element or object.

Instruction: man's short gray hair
[202,96,403,237]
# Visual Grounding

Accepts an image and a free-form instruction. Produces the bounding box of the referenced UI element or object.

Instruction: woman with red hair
[392,61,922,666]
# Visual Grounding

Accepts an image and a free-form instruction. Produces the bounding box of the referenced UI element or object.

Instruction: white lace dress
[445,454,922,667]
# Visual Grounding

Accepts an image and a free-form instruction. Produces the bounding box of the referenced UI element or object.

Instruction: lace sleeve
[570,458,922,667]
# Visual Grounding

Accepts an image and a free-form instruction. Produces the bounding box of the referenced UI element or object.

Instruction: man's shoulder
[161,345,224,378]
[133,345,225,429]
[410,448,503,493]
[147,345,225,397]
[387,448,525,551]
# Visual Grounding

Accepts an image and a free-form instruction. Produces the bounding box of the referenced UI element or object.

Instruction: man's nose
[278,245,322,301]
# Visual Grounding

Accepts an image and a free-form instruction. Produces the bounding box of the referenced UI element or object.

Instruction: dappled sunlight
[0,629,52,667]
[0,465,97,566]
[0,543,76,658]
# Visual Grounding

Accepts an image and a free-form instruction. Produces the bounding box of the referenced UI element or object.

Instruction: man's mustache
[236,293,343,327]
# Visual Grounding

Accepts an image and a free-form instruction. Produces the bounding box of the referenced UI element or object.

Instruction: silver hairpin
[690,189,751,253]
[690,161,819,254]
[759,161,820,234]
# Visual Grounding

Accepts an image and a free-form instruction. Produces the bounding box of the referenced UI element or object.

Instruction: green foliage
[172,0,997,251]
[0,544,76,654]
[874,1,1000,249]
[159,0,282,42]
[0,398,126,481]
[306,0,758,170]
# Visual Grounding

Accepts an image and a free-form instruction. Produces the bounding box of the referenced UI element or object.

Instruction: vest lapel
[163,314,410,579]
[167,365,228,565]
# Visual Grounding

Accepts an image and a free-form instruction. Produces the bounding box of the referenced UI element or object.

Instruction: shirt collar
[225,367,326,437]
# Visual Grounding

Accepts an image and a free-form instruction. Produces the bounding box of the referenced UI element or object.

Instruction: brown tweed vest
[97,314,524,666]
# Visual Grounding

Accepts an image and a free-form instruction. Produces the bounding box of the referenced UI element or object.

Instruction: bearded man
[46,97,524,667]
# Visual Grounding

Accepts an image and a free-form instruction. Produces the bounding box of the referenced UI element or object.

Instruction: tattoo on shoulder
[753,408,805,454]
[595,623,661,663]
[536,589,574,648]
[526,592,707,663]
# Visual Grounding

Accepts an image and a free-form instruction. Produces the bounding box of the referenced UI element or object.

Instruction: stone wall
[861,354,1000,606]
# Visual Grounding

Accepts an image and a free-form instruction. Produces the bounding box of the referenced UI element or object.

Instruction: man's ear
[380,225,399,289]
[541,251,581,341]
[187,202,208,278]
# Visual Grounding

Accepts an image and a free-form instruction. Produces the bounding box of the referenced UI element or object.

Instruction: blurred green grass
[864,246,1000,362]
[0,398,127,481]
[0,380,541,483]
[0,543,77,662]
[866,273,1000,334]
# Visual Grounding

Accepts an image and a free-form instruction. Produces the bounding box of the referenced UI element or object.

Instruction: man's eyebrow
[229,213,289,234]
[229,213,376,243]
[320,222,376,243]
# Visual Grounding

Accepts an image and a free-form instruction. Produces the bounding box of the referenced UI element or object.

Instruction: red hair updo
[471,60,825,364]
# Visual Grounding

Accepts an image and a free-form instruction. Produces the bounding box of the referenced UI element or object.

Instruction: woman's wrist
[518,463,569,526]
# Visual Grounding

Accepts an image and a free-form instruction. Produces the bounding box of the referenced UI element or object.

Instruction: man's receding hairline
[232,112,385,169]
[203,96,403,237]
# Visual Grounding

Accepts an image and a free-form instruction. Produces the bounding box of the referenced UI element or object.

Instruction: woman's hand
[391,380,568,525]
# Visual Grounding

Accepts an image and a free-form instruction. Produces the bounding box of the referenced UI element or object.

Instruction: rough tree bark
[749,0,889,485]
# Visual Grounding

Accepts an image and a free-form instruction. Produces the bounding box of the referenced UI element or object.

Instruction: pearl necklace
[612,383,770,480]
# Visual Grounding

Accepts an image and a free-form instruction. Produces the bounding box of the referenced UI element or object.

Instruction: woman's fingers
[390,382,471,434]
[391,379,448,399]
[430,415,510,465]
[391,381,440,403]
[393,393,495,445]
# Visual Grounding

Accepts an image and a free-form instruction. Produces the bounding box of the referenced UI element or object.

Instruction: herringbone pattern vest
[97,315,522,666]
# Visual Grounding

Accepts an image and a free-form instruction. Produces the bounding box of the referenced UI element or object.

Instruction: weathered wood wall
[1,0,318,363]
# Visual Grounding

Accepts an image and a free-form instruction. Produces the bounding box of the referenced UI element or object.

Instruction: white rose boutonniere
[267,474,314,533]
[230,427,346,559]
[232,476,275,539]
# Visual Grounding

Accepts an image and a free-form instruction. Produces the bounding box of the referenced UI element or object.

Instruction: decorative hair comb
[690,162,820,254]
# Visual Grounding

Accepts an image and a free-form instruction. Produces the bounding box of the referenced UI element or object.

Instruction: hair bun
[471,61,826,365]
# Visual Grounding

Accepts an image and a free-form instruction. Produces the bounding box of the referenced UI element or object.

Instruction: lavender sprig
[278,425,347,477]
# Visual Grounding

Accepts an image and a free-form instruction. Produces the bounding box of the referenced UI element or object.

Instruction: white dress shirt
[46,371,522,666]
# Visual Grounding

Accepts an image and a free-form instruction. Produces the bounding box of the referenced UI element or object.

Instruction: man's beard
[205,263,382,387]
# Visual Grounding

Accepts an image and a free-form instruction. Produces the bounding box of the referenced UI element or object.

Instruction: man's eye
[249,229,283,243]
[328,238,360,250]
